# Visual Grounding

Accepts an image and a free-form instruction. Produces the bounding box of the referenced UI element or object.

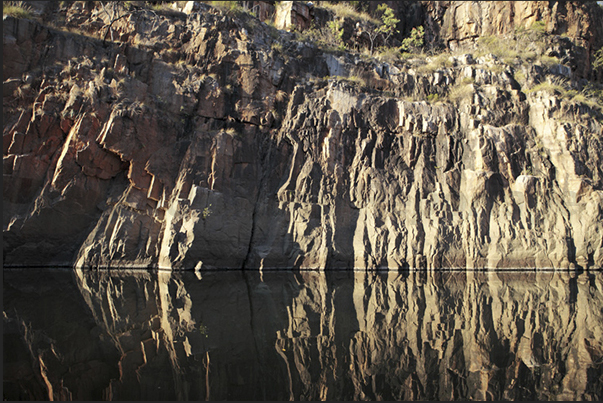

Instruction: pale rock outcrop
[274,1,313,31]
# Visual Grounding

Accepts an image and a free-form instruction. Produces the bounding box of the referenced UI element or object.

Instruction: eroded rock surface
[4,269,603,400]
[3,1,603,269]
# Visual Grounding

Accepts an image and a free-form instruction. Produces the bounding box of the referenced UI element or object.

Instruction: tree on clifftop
[359,3,399,54]
[375,4,399,48]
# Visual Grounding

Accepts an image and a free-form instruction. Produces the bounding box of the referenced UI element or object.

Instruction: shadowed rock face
[3,1,603,270]
[3,269,603,400]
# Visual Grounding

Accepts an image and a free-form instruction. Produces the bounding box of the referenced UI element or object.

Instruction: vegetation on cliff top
[3,1,34,18]
[3,0,603,115]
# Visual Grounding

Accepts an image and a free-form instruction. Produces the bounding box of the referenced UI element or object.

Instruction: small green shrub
[426,94,441,103]
[401,26,424,53]
[346,75,366,87]
[265,20,281,40]
[530,21,547,37]
[271,41,283,53]
[327,19,344,49]
[328,75,366,88]
[202,204,212,219]
[540,55,560,68]
[150,3,167,11]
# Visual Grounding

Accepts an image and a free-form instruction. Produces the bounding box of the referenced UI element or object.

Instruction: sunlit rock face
[250,82,603,270]
[4,269,603,400]
[3,1,603,270]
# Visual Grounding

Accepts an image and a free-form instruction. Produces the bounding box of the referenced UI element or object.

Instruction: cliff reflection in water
[4,269,603,401]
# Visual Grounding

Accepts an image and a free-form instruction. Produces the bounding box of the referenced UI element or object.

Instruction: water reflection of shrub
[199,323,208,337]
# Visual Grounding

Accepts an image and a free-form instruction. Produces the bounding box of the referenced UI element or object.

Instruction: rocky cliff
[4,269,603,400]
[3,1,603,270]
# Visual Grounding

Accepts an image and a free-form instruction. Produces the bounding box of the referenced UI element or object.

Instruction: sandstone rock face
[245,77,603,270]
[274,1,313,31]
[4,269,603,400]
[427,1,603,74]
[3,2,603,270]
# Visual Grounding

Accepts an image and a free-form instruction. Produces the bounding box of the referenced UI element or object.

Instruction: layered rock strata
[3,1,603,269]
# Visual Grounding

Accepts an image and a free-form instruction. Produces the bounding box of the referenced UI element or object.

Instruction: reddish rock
[128,161,152,192]
[147,175,163,201]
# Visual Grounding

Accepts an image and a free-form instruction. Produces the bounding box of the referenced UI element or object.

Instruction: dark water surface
[3,268,603,401]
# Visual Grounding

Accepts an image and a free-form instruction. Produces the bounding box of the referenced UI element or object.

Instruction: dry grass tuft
[3,1,34,19]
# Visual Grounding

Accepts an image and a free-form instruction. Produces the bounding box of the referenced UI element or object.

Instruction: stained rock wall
[3,1,603,269]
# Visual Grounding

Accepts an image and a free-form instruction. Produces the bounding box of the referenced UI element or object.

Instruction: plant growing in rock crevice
[202,204,212,220]
[525,76,603,113]
[448,82,475,105]
[3,1,34,19]
[401,25,424,54]
[327,75,367,88]
[327,19,345,50]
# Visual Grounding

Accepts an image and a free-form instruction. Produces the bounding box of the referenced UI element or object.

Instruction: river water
[3,268,603,401]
